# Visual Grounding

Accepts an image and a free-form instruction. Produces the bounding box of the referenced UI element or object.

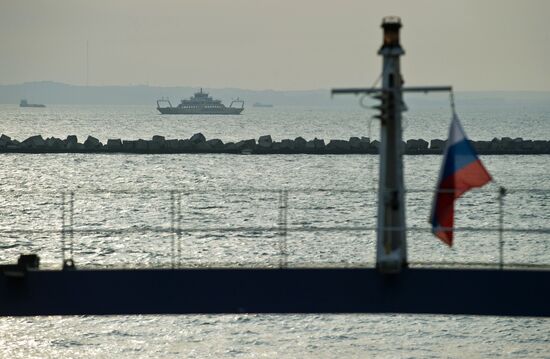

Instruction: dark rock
[106,139,122,151]
[280,139,295,152]
[0,134,11,141]
[509,138,521,152]
[258,135,273,149]
[166,139,179,152]
[430,139,446,152]
[533,140,548,153]
[294,137,307,152]
[305,138,328,153]
[224,142,237,152]
[326,139,350,154]
[20,135,46,150]
[500,137,516,153]
[149,136,166,151]
[178,139,194,152]
[314,138,325,148]
[66,141,81,151]
[0,134,12,149]
[63,135,80,152]
[305,140,315,153]
[490,137,502,151]
[271,142,282,151]
[521,140,534,151]
[206,139,224,152]
[473,141,490,152]
[65,135,78,145]
[406,139,429,153]
[196,142,212,152]
[349,137,361,152]
[22,135,46,149]
[360,137,372,152]
[371,140,380,150]
[405,139,417,151]
[122,140,136,151]
[84,136,102,151]
[45,137,54,146]
[235,139,256,152]
[417,139,429,150]
[190,133,206,144]
[46,137,65,151]
[67,143,84,151]
[147,140,162,152]
[135,139,148,152]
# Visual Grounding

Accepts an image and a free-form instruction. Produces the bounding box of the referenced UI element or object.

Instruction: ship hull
[20,104,46,108]
[158,107,243,115]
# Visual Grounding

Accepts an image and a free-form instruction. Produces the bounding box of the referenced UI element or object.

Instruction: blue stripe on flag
[441,139,478,181]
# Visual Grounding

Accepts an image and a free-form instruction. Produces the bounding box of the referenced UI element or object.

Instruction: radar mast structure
[332,16,452,273]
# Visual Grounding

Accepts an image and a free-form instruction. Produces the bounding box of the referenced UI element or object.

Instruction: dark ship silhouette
[20,99,45,108]
[157,89,244,115]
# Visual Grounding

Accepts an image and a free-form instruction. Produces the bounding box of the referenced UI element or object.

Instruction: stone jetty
[0,134,549,155]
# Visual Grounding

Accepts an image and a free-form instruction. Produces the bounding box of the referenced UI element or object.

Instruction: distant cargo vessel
[20,99,45,108]
[156,89,244,115]
[253,102,273,108]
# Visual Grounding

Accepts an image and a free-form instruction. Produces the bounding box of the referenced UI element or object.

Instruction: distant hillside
[0,81,351,107]
[0,82,549,109]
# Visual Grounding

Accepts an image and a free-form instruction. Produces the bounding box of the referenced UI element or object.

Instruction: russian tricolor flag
[430,114,492,246]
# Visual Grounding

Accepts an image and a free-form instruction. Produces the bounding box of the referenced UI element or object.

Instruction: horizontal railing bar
[408,261,550,269]
[0,188,549,195]
[2,226,550,235]
[29,261,550,270]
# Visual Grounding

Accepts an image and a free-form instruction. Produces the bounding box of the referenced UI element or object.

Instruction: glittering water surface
[0,103,549,357]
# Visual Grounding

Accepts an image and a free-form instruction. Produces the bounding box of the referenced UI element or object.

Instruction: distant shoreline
[1,81,550,106]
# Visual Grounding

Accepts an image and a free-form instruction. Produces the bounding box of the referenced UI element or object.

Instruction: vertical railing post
[278,189,288,268]
[498,186,506,270]
[170,190,175,269]
[60,191,76,270]
[177,192,182,268]
[60,192,66,267]
[69,191,74,260]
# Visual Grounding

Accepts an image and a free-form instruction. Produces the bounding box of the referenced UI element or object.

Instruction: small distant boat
[253,102,273,108]
[20,99,45,108]
[157,88,244,115]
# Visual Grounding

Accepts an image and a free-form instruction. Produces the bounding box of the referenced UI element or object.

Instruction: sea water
[0,98,549,358]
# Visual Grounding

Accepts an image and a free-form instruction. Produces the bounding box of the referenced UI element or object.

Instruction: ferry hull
[158,107,243,115]
[20,104,46,108]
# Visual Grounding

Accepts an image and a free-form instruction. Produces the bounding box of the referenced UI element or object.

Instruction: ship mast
[332,16,451,273]
[375,17,407,273]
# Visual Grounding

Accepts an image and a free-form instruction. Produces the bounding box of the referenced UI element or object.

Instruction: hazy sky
[1,0,549,91]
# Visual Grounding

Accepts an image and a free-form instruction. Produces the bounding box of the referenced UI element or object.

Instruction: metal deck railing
[0,188,549,270]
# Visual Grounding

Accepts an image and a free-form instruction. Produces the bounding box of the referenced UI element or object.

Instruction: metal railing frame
[1,187,549,269]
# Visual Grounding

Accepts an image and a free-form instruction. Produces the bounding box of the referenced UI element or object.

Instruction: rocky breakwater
[0,134,549,155]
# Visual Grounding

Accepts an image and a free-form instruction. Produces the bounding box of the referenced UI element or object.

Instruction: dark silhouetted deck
[1,267,549,317]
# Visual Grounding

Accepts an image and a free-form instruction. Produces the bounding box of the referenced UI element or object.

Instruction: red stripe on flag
[432,159,492,246]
